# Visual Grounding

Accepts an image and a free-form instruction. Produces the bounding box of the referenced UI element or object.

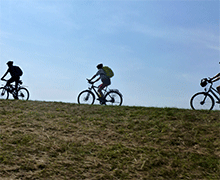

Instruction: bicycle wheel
[105,90,123,106]
[17,87,29,100]
[190,92,214,110]
[0,87,9,99]
[77,90,95,105]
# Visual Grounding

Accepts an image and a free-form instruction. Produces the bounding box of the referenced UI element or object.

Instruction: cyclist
[88,63,111,103]
[209,73,220,94]
[1,61,23,99]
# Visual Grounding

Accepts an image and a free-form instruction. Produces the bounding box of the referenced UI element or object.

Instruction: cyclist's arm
[89,71,101,81]
[212,77,220,82]
[93,77,100,83]
[210,73,220,81]
[1,70,9,80]
[88,74,97,82]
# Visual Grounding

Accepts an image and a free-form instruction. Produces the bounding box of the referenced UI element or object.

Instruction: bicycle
[77,79,123,106]
[190,78,220,110]
[0,79,30,100]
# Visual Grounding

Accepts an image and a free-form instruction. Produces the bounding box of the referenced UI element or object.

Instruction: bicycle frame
[204,83,220,102]
[87,83,108,98]
[1,79,29,100]
[1,82,22,92]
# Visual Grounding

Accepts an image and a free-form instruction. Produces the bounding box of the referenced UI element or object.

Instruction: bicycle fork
[200,92,209,105]
[85,92,91,101]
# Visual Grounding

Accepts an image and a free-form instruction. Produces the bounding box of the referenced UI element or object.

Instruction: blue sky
[0,0,219,108]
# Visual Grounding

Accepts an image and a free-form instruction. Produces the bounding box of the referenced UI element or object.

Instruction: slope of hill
[0,100,219,179]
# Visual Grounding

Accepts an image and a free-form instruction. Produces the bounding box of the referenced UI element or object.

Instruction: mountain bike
[0,79,30,100]
[77,79,123,106]
[190,78,220,110]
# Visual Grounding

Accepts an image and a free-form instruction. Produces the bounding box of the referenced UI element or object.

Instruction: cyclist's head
[7,61,13,66]
[97,63,103,69]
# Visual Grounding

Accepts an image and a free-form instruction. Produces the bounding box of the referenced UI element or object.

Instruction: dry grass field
[0,100,219,179]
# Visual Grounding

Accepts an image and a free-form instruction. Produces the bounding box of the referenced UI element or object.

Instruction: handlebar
[200,77,213,87]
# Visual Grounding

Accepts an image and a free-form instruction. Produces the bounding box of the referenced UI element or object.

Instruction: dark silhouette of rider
[1,61,23,99]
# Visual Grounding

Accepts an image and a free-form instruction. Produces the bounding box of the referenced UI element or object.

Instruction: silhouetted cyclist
[1,61,23,99]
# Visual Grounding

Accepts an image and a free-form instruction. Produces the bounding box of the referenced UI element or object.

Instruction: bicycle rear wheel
[105,90,123,106]
[77,90,95,105]
[18,87,29,100]
[190,92,214,110]
[0,87,9,99]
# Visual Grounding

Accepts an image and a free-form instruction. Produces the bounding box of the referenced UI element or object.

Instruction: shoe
[97,97,102,101]
[98,97,106,105]
[13,93,18,99]
[100,101,106,105]
[13,96,18,99]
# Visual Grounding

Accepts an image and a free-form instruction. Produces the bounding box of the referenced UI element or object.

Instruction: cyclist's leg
[6,77,14,86]
[98,84,105,98]
[7,77,19,99]
[98,78,111,98]
[14,77,20,99]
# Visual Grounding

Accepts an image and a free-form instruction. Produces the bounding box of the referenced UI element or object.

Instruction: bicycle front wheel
[18,87,29,100]
[190,92,214,110]
[77,90,95,105]
[0,87,9,99]
[105,91,123,106]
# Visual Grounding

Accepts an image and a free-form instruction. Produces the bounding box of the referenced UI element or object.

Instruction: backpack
[14,66,23,76]
[103,66,114,78]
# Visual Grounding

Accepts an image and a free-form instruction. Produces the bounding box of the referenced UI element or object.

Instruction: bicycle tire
[105,90,123,106]
[77,90,95,105]
[0,87,9,99]
[190,92,214,110]
[17,87,29,100]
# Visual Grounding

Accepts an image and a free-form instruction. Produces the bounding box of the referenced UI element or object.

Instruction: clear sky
[0,0,219,109]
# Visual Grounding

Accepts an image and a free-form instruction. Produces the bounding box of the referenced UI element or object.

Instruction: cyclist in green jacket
[88,63,111,101]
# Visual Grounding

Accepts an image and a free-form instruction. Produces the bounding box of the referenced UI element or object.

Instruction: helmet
[200,78,208,87]
[7,61,13,66]
[96,63,103,69]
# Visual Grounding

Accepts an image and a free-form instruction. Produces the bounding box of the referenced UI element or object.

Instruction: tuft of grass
[0,100,219,179]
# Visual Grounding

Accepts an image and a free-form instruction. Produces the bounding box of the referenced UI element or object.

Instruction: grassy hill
[0,100,219,179]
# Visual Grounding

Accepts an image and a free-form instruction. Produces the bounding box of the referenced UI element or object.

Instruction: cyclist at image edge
[1,61,23,99]
[88,63,111,100]
[210,72,220,94]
